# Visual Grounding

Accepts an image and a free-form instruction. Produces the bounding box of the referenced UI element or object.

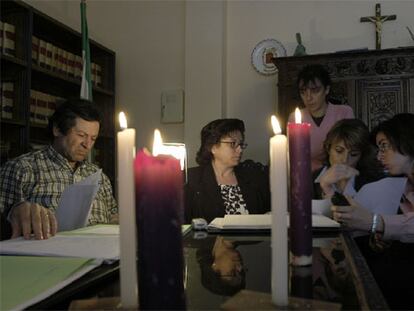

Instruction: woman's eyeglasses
[220,141,248,150]
[377,142,392,155]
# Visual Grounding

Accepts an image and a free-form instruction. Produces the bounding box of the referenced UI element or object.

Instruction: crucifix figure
[360,3,396,50]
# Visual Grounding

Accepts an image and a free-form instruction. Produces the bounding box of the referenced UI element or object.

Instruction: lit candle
[117,112,138,308]
[152,129,187,171]
[287,108,312,266]
[134,130,186,309]
[270,116,289,306]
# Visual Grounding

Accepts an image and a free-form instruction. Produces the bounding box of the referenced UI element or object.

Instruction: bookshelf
[0,0,116,187]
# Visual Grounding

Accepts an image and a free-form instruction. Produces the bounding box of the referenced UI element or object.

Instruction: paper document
[354,177,406,215]
[208,214,340,231]
[55,169,102,232]
[0,234,120,261]
[0,256,102,311]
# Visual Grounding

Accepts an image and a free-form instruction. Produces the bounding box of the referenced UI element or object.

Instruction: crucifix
[360,3,396,50]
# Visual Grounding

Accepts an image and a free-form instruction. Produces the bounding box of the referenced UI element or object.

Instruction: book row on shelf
[30,90,64,126]
[0,81,64,125]
[0,20,103,87]
[0,20,15,57]
[32,35,103,86]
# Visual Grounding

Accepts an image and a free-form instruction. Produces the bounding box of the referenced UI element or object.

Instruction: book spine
[3,22,16,57]
[35,92,48,125]
[32,36,39,64]
[45,42,53,70]
[38,39,47,68]
[30,89,37,123]
[2,82,14,119]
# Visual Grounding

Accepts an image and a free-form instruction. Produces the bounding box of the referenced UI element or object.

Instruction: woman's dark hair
[296,64,332,89]
[323,118,382,178]
[372,113,414,159]
[48,98,101,140]
[196,119,245,166]
[196,238,246,296]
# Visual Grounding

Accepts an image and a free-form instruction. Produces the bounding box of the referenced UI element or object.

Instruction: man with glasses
[184,118,270,223]
[289,64,354,172]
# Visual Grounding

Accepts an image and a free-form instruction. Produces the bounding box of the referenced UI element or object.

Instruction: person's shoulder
[236,160,268,178]
[187,165,207,179]
[1,147,48,170]
[329,102,354,116]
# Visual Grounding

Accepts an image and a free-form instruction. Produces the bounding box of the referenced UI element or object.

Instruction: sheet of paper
[59,224,120,236]
[354,177,406,215]
[0,256,102,311]
[55,170,102,232]
[0,234,120,260]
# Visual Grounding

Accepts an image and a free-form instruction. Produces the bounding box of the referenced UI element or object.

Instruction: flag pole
[80,0,92,101]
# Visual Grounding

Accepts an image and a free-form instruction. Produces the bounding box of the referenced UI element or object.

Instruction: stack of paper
[208,214,340,232]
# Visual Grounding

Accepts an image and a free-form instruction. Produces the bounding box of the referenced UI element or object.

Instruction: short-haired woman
[184,119,270,223]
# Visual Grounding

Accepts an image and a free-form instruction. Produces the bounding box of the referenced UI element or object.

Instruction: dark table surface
[30,230,389,310]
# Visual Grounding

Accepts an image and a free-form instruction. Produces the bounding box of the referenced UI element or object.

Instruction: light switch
[161,89,184,123]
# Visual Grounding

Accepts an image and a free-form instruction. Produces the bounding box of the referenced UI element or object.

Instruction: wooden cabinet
[272,47,414,130]
[1,0,116,186]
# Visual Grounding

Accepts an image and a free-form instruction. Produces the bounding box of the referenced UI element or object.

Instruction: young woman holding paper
[333,113,414,309]
[184,119,270,223]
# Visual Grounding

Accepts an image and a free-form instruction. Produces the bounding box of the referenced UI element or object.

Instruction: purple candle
[287,108,312,266]
[134,150,186,309]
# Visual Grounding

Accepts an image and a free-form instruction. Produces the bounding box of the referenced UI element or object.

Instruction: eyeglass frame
[376,142,392,155]
[219,141,248,150]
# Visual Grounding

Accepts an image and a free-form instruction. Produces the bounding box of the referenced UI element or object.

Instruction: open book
[208,214,339,232]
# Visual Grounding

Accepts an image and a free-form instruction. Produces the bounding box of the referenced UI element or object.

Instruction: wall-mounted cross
[360,3,396,50]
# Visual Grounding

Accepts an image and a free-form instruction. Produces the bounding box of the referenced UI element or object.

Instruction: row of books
[32,36,103,86]
[30,90,65,125]
[0,21,16,57]
[1,82,14,119]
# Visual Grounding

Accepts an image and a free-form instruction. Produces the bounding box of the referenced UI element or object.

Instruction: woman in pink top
[289,64,354,172]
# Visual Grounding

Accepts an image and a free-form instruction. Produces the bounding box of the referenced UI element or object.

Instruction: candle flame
[294,108,302,124]
[119,112,127,129]
[271,115,281,135]
[152,129,186,170]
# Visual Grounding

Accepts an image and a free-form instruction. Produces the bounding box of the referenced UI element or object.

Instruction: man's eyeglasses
[377,142,392,154]
[220,141,248,150]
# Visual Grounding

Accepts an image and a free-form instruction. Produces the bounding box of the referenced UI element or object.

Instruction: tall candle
[270,116,289,306]
[117,112,138,308]
[287,108,312,266]
[134,131,186,310]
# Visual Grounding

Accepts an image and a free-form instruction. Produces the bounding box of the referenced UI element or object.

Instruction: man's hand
[10,202,58,240]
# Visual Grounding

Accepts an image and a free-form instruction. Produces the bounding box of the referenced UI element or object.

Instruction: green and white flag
[80,0,92,101]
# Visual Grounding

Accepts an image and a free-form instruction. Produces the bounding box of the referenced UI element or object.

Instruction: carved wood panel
[272,47,414,130]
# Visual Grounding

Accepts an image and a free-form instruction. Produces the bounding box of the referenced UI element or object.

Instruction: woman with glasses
[314,118,383,200]
[331,113,414,309]
[184,118,270,223]
[289,64,354,173]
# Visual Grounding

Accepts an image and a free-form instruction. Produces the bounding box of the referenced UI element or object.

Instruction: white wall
[24,0,414,167]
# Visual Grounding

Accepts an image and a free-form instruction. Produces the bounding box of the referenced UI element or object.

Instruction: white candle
[117,112,138,308]
[270,115,289,306]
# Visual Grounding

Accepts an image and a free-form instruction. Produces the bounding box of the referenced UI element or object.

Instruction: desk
[30,231,388,310]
